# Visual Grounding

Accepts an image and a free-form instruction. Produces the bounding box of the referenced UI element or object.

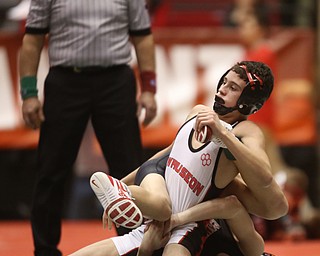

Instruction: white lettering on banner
[132,44,243,127]
[158,45,198,126]
[2,44,243,131]
[0,48,49,129]
[197,45,244,106]
[0,47,19,129]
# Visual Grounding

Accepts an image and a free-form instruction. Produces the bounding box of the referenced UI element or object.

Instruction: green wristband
[20,76,38,100]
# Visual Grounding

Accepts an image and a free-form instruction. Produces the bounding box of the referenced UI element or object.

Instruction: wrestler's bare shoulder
[186,104,210,120]
[233,119,265,140]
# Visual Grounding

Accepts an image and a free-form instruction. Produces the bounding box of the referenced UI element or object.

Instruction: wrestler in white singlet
[112,116,239,255]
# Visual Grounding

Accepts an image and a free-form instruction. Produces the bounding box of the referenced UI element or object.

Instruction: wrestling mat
[1,221,319,255]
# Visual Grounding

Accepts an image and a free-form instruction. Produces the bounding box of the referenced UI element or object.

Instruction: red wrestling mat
[1,220,319,256]
[265,240,320,256]
[0,220,117,256]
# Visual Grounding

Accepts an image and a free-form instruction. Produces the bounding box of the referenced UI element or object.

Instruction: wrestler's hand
[195,109,226,138]
[102,211,119,230]
[143,220,170,250]
[137,92,157,126]
[163,214,181,234]
[22,97,45,129]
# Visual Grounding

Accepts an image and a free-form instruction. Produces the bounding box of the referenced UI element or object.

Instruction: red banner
[0,28,316,149]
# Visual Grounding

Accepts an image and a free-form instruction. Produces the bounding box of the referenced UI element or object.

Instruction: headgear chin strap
[213,101,237,115]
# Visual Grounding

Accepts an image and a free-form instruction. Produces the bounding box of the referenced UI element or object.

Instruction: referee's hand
[137,92,157,126]
[22,97,45,129]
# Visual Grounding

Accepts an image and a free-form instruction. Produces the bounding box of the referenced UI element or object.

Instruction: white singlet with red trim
[111,116,223,255]
[165,116,221,214]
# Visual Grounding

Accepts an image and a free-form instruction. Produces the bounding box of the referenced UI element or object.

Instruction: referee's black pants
[31,65,143,256]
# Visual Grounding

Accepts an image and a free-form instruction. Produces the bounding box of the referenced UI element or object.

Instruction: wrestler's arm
[139,196,264,256]
[217,120,288,219]
[195,111,288,219]
[137,221,170,256]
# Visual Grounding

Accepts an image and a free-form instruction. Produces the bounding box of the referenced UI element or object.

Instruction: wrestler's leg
[225,200,264,256]
[130,148,172,220]
[130,173,172,221]
[90,149,172,229]
[162,243,191,256]
[70,226,146,256]
[224,176,288,220]
[69,238,119,256]
[225,130,288,220]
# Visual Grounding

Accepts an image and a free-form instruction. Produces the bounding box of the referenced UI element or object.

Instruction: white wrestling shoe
[90,171,143,229]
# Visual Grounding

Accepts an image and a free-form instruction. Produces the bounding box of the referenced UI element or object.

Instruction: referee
[19,1,157,256]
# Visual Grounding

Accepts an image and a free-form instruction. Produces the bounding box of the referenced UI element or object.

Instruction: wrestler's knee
[224,195,244,218]
[263,195,289,220]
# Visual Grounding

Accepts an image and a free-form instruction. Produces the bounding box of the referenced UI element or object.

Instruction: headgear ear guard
[214,65,269,115]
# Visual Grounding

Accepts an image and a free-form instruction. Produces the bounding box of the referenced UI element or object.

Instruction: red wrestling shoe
[90,171,143,229]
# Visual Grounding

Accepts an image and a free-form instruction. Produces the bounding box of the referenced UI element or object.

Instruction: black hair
[232,60,274,100]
